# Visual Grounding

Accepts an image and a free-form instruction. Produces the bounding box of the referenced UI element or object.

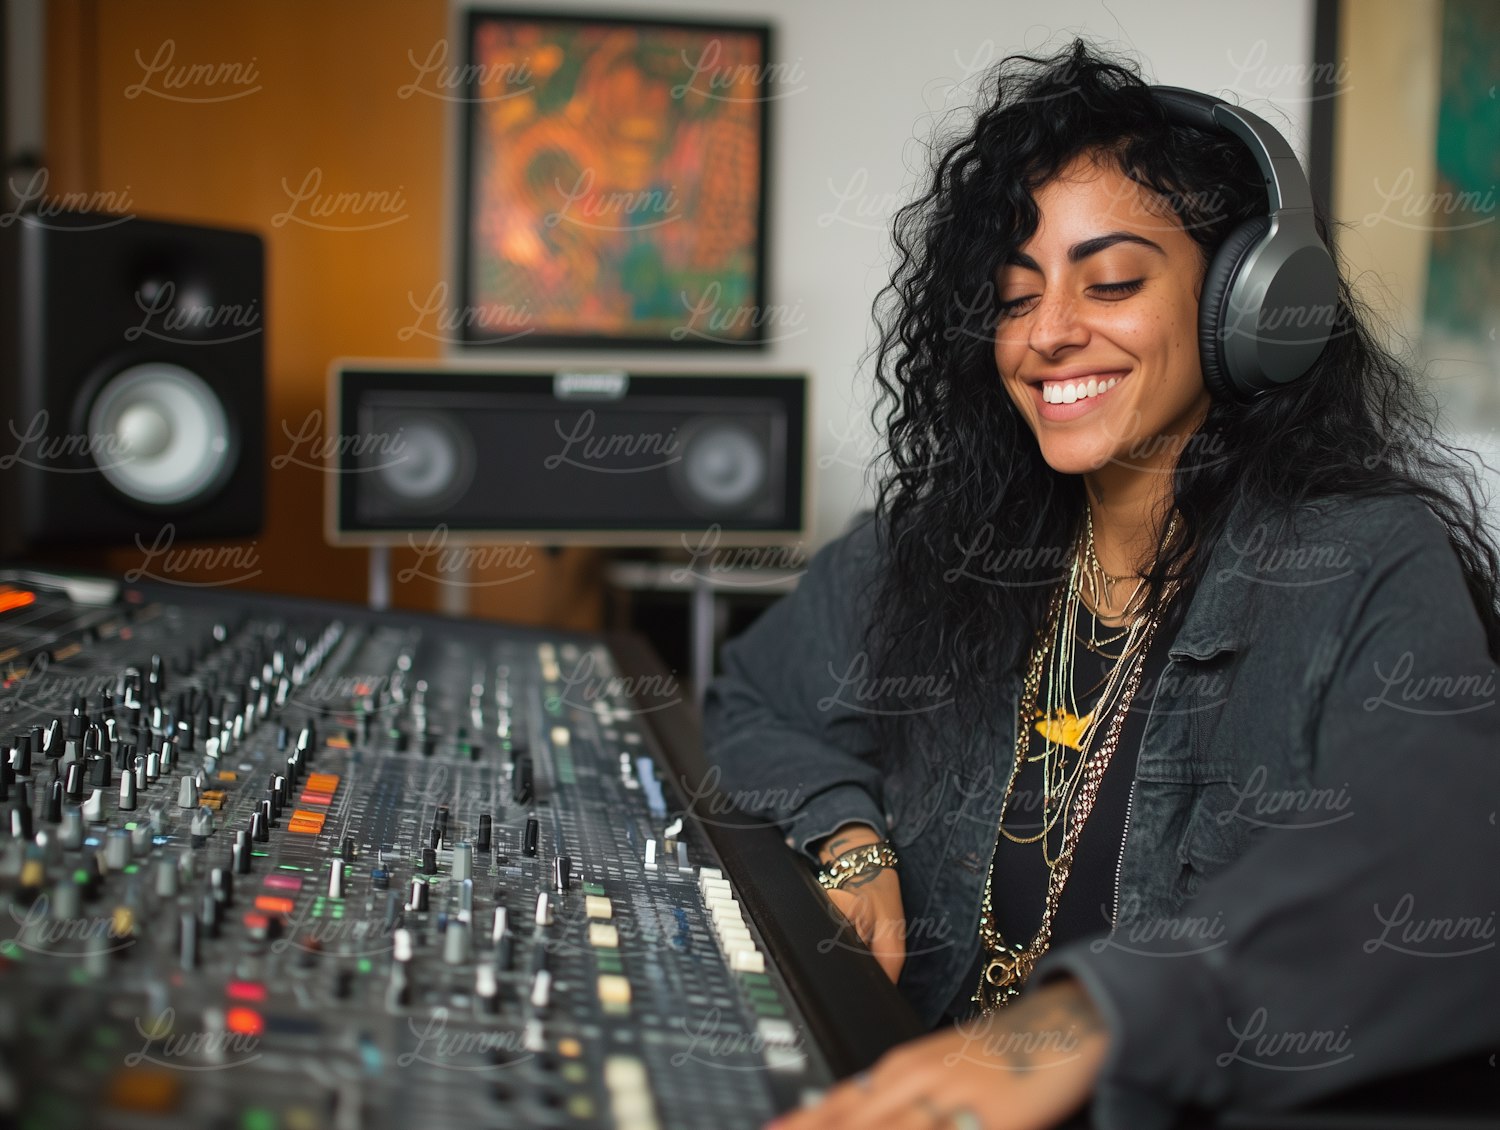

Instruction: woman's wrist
[813,821,884,866]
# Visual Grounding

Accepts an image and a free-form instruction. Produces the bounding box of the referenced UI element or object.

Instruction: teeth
[1042,376,1120,404]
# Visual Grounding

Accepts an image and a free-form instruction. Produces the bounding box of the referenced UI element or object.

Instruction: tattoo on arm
[841,865,890,889]
[822,835,856,860]
[982,980,1108,1070]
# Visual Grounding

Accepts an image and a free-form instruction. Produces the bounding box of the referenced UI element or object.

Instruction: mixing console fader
[0,572,921,1130]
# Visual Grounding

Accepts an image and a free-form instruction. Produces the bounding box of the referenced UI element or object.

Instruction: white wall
[452,0,1318,548]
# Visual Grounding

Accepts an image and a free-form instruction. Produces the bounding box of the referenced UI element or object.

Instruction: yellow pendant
[1034,709,1092,750]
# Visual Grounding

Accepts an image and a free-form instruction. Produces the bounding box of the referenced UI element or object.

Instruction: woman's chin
[1036,442,1120,477]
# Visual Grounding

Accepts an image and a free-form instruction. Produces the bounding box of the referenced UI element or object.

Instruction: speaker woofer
[86,362,234,507]
[672,417,769,515]
[368,411,476,514]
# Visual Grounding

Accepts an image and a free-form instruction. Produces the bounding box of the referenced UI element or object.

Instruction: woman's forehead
[1022,162,1189,244]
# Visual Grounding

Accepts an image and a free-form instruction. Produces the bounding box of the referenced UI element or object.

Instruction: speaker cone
[673,417,768,515]
[86,362,234,507]
[370,411,475,513]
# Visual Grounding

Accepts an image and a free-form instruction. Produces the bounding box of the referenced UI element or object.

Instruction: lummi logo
[125,1007,262,1071]
[1215,1007,1353,1072]
[124,40,262,103]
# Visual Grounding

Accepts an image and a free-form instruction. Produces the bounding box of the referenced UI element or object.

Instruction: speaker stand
[691,575,715,711]
[368,546,391,611]
[604,561,800,709]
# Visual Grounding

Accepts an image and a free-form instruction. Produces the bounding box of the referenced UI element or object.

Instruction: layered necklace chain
[971,510,1182,1015]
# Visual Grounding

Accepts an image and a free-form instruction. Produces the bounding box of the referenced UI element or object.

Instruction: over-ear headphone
[1148,86,1339,402]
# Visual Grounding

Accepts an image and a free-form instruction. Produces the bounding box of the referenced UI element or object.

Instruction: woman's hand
[766,976,1112,1130]
[814,823,907,983]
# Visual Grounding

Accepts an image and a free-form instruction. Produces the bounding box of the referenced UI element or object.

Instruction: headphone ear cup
[1198,215,1270,402]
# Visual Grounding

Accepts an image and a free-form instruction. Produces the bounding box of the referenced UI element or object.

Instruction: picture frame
[1315,0,1500,429]
[455,8,773,349]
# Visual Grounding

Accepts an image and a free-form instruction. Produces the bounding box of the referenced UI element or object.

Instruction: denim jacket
[701,491,1499,1130]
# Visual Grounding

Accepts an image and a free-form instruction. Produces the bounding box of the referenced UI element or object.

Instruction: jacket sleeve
[700,514,890,863]
[1032,499,1500,1129]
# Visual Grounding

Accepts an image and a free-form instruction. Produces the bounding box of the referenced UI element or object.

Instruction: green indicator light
[73,869,89,884]
[123,865,139,874]
[358,958,372,973]
[123,822,137,831]
[278,864,302,871]
[241,1108,277,1130]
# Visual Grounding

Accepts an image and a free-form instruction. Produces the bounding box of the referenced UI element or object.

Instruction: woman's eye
[995,279,1144,320]
[1091,279,1145,297]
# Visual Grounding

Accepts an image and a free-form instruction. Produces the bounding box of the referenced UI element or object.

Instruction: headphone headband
[1147,85,1314,213]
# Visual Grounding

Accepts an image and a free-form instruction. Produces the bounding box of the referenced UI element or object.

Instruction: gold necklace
[1001,514,1177,859]
[1078,507,1168,645]
[1076,602,1131,657]
[973,529,1180,1014]
[1014,567,1154,865]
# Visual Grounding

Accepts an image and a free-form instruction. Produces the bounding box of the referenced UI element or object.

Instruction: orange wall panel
[41,0,602,630]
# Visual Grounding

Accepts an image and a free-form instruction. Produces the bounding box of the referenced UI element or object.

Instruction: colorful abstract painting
[459,12,770,348]
[1419,0,1500,424]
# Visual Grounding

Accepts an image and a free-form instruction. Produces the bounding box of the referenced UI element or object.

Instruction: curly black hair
[860,36,1500,755]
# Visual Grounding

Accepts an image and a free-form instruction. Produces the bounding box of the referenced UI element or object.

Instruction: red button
[225,1007,264,1036]
[227,981,267,1002]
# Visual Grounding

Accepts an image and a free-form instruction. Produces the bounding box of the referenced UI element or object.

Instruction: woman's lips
[1030,370,1130,422]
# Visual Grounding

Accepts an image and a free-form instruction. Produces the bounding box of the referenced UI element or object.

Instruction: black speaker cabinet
[0,210,264,557]
[327,363,808,546]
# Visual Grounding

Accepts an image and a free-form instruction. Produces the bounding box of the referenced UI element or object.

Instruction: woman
[702,37,1500,1130]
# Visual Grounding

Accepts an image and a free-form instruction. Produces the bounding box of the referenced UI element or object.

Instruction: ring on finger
[948,1107,983,1130]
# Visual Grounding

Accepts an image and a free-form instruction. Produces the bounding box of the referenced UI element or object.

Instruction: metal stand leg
[691,575,714,709]
[368,546,390,611]
[438,558,470,619]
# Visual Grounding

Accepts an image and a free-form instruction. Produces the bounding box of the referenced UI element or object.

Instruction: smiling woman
[994,159,1213,542]
[702,34,1500,1130]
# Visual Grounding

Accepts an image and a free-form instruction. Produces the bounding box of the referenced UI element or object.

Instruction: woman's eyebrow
[1003,231,1167,271]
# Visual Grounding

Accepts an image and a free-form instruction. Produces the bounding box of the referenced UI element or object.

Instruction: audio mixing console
[0,571,922,1130]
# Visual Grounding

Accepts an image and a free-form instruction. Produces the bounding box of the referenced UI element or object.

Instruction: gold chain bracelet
[817,841,899,890]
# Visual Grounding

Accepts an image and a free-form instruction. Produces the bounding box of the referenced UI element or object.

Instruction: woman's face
[994,153,1211,480]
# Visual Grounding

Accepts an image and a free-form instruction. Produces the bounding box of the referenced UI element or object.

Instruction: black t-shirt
[942,575,1196,1022]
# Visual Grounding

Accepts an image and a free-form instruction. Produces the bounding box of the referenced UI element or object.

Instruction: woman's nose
[1027,291,1088,357]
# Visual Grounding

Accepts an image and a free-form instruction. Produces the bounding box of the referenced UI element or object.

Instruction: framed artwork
[1317,0,1500,429]
[456,9,772,349]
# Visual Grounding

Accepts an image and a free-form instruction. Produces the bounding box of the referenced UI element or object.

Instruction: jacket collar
[1164,493,1263,663]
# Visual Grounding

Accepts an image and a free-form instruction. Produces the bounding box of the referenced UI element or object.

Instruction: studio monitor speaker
[0,210,264,557]
[327,363,808,546]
